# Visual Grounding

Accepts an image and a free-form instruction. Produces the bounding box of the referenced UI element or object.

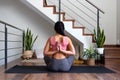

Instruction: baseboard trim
[104,44,120,47]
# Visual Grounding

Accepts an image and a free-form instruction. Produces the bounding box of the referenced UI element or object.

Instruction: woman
[43,21,75,71]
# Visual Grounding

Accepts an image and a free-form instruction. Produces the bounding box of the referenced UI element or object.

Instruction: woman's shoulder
[63,36,71,40]
[48,36,54,40]
[48,36,56,43]
[63,36,71,43]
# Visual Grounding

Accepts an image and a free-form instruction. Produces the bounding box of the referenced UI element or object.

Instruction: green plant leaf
[24,28,38,50]
[94,26,106,48]
[82,46,98,60]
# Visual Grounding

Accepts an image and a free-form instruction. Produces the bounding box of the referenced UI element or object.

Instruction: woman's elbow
[71,50,75,55]
[72,50,75,55]
[72,52,75,55]
[43,50,47,56]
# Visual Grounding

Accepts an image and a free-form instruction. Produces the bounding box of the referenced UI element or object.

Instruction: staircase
[20,0,102,49]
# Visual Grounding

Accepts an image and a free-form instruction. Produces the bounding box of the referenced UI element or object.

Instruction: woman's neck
[55,33,62,36]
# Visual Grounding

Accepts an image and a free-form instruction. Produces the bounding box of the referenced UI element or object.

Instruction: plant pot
[87,58,95,66]
[96,48,104,54]
[23,50,33,59]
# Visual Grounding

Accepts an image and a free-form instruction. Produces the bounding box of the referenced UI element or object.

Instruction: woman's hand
[59,44,63,52]
[56,42,60,51]
[56,42,65,53]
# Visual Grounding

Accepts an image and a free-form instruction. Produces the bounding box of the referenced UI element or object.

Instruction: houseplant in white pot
[22,28,38,59]
[82,46,98,66]
[94,26,106,54]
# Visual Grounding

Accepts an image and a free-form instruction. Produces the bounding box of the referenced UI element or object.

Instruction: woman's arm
[43,38,58,56]
[59,37,75,55]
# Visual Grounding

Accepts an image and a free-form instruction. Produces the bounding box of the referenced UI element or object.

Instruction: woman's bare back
[50,35,69,59]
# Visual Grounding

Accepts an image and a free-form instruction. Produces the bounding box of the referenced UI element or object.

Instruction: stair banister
[85,0,104,14]
[0,20,24,69]
[85,0,105,37]
[5,25,7,69]
[59,0,61,21]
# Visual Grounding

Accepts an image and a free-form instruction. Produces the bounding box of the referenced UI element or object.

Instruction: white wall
[0,0,55,62]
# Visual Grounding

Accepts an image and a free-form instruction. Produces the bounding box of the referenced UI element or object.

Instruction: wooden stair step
[104,47,120,66]
[73,59,84,65]
[105,58,120,65]
[104,47,120,58]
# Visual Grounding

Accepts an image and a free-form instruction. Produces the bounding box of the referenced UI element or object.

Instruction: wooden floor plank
[0,58,120,80]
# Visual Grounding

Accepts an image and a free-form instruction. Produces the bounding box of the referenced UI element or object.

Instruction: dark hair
[54,21,65,36]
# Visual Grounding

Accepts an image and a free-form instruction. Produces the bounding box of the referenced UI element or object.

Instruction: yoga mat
[5,65,115,73]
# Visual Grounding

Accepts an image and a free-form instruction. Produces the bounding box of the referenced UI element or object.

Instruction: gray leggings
[44,56,74,71]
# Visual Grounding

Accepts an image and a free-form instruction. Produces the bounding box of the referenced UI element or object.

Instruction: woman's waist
[53,52,66,59]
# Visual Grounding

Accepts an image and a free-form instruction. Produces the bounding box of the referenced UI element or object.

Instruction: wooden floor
[0,59,120,80]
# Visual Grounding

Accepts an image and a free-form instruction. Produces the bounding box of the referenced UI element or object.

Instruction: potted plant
[82,46,98,66]
[94,26,106,54]
[23,28,38,59]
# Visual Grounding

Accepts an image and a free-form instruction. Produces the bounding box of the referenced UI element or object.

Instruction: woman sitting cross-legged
[43,21,75,71]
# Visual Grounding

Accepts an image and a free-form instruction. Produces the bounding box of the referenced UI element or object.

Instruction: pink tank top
[50,36,69,50]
